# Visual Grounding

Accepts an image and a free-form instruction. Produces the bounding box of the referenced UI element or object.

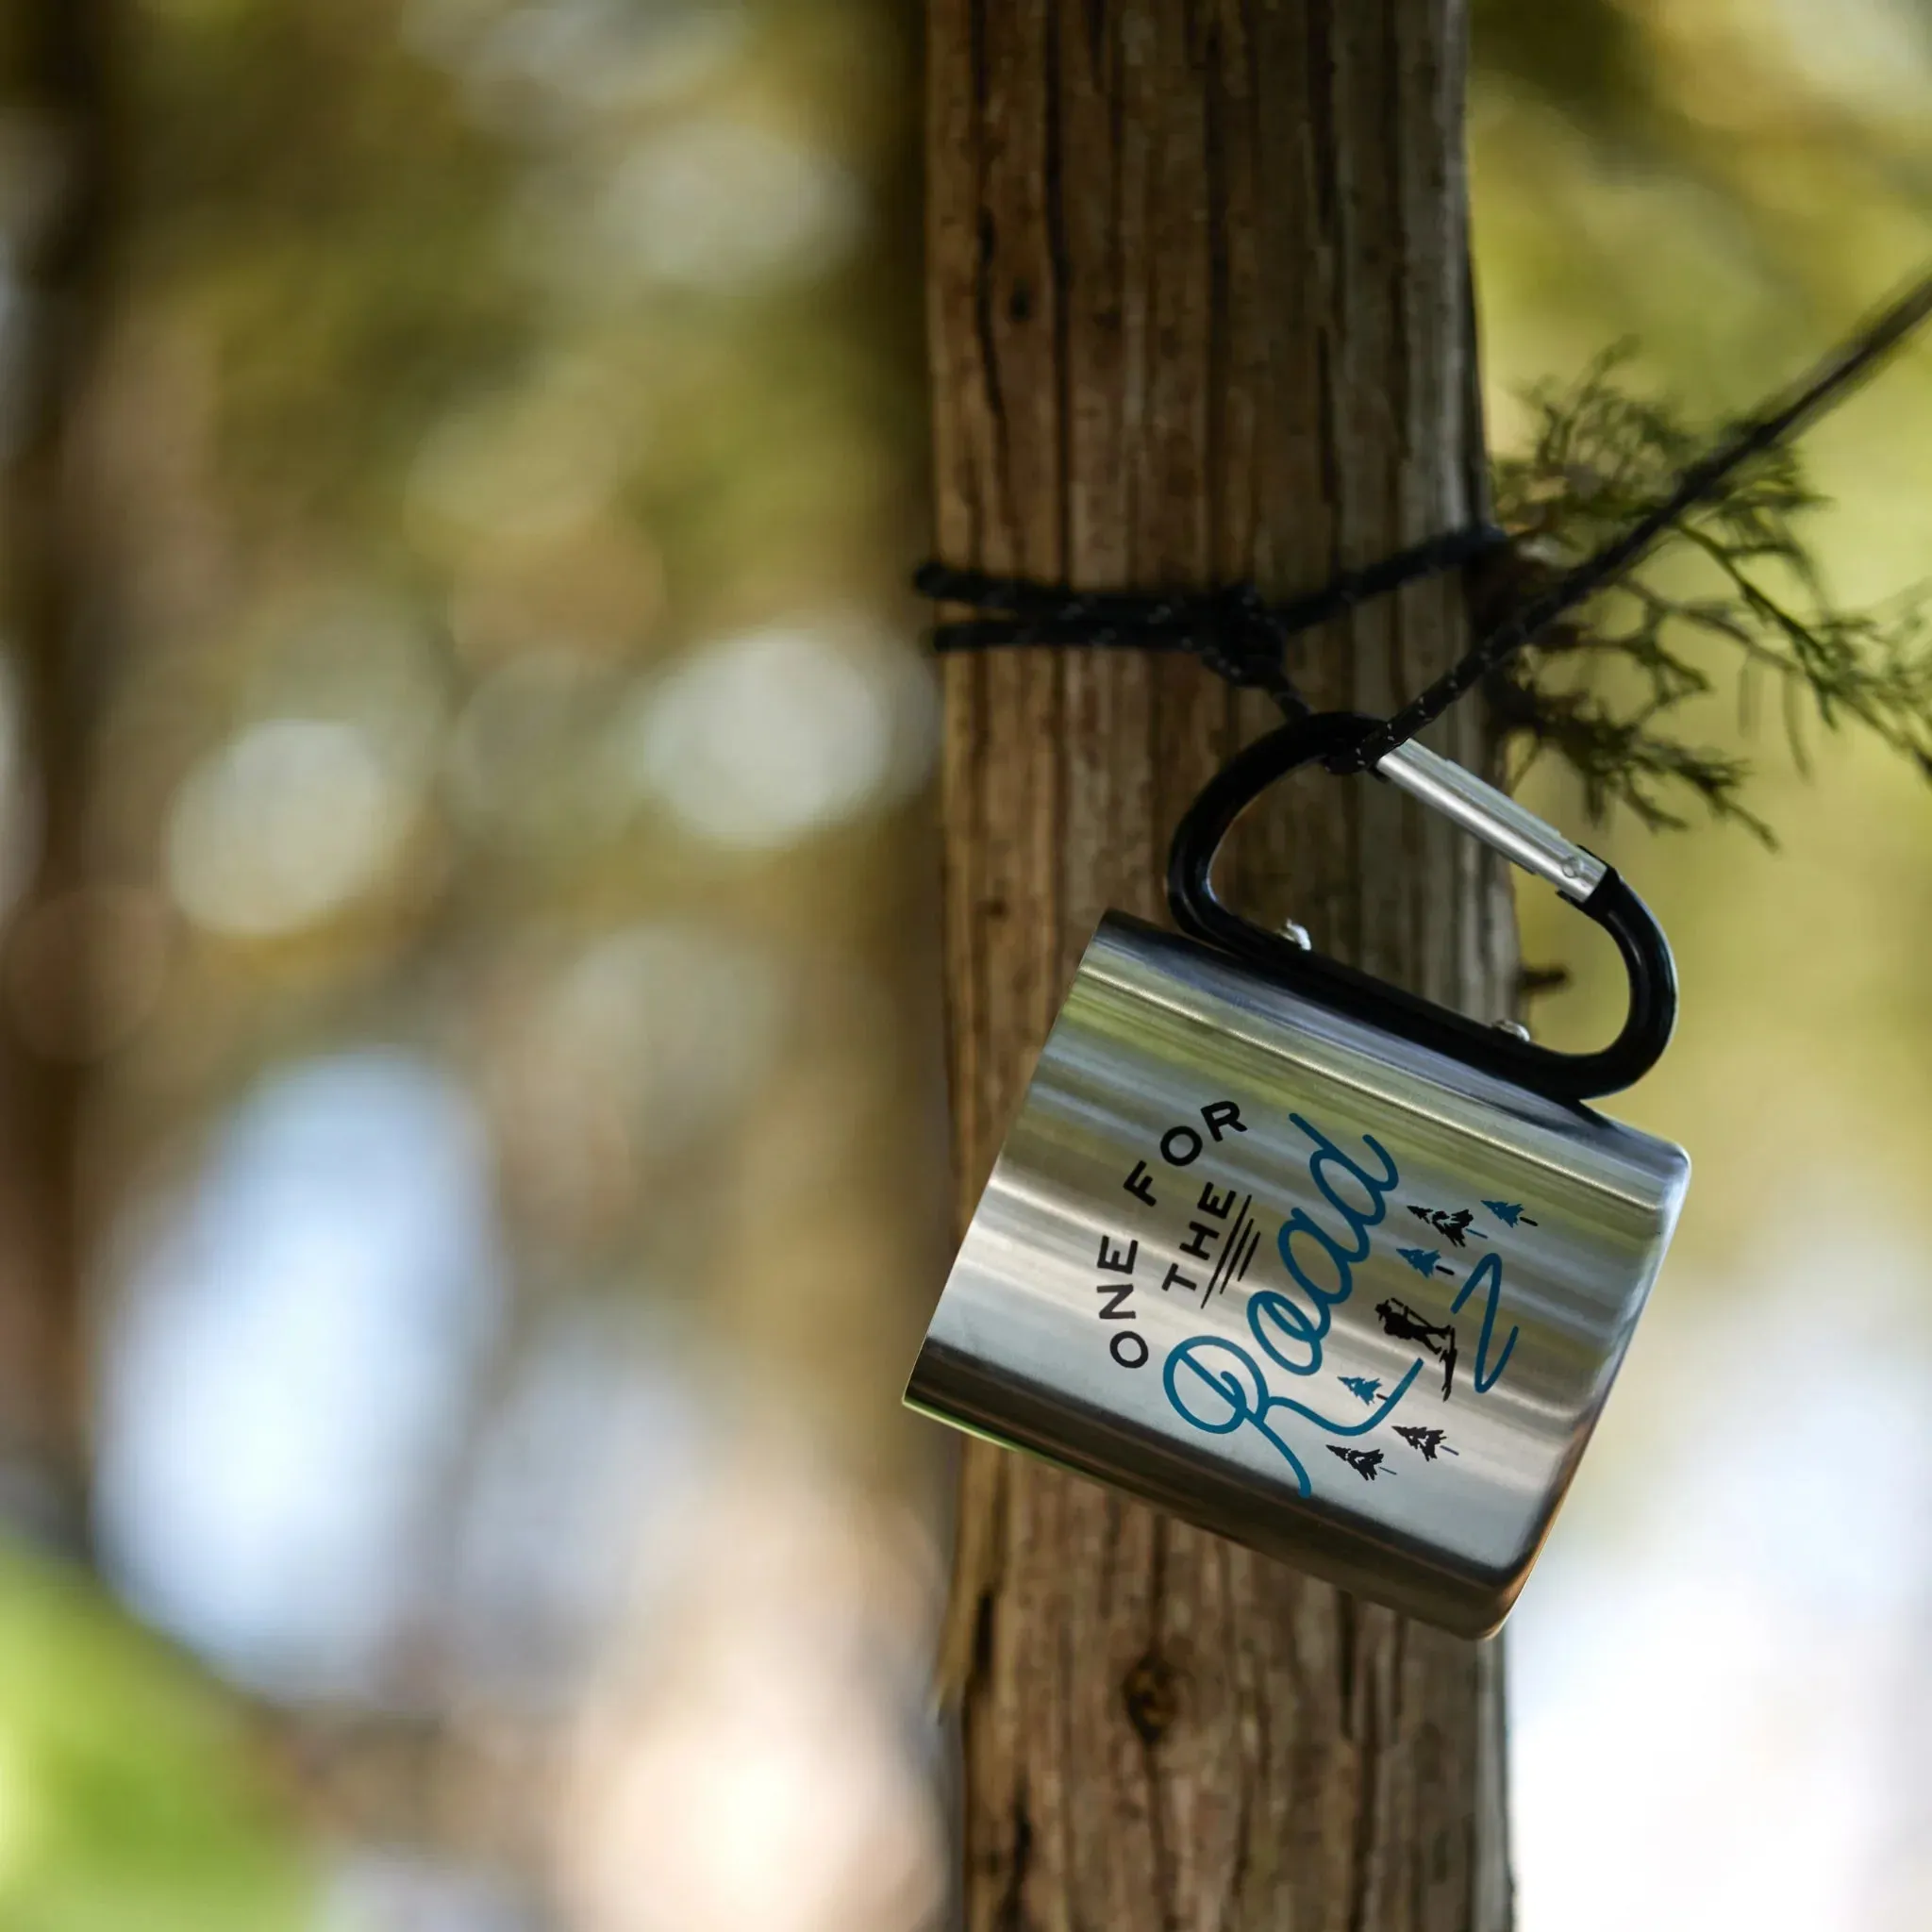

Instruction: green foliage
[1487,348,1932,842]
[0,1541,313,1932]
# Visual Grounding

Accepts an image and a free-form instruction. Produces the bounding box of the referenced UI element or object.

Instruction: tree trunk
[0,0,117,1545]
[927,4,1514,1927]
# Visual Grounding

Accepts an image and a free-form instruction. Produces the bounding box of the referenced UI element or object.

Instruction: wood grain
[927,3,1514,1927]
[0,0,117,1541]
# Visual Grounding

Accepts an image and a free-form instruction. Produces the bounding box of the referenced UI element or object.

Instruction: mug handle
[1165,711,1678,1105]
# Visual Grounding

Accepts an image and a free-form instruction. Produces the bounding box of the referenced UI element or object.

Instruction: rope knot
[1189,583,1293,692]
[916,266,1932,763]
[917,523,1510,735]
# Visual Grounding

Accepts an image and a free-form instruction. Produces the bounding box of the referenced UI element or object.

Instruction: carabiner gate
[1165,712,1678,1105]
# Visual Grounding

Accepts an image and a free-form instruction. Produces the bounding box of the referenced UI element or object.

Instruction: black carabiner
[1166,712,1678,1106]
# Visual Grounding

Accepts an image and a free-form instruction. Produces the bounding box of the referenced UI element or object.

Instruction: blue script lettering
[1162,1109,1418,1491]
[1261,1115,1401,1378]
[1296,1113,1400,1235]
[1449,1251,1520,1393]
[1165,1338,1424,1497]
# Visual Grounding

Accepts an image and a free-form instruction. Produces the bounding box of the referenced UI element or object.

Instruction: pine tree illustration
[1398,1246,1449,1278]
[1483,1200,1538,1228]
[1340,1374,1383,1406]
[1326,1445,1390,1481]
[1395,1424,1458,1462]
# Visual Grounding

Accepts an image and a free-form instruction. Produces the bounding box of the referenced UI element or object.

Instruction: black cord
[1347,265,1932,769]
[918,263,1932,772]
[916,524,1511,722]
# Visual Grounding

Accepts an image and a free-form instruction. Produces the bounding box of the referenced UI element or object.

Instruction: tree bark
[0,0,118,1544]
[927,4,1514,1927]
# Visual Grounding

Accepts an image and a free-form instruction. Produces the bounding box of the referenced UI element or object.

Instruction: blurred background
[0,1,1927,1928]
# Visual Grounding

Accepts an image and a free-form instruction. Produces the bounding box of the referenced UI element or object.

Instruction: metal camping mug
[906,711,1689,1637]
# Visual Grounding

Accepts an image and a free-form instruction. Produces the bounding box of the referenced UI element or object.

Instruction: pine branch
[1485,347,1932,842]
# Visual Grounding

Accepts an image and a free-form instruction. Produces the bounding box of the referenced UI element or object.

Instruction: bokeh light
[0,0,1924,1926]
[167,721,413,938]
[97,1054,507,1699]
[618,623,934,851]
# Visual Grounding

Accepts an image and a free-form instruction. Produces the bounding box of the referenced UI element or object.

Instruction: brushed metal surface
[906,912,1689,1636]
[1376,737,1608,902]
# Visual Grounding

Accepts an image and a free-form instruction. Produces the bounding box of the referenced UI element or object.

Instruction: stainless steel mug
[905,711,1689,1636]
